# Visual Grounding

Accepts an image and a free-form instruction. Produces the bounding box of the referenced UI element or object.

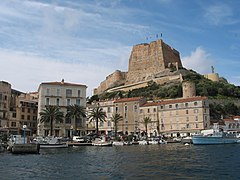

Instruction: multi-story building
[140,96,210,137]
[0,81,11,132]
[86,100,115,135]
[37,79,87,137]
[9,92,38,135]
[114,97,146,134]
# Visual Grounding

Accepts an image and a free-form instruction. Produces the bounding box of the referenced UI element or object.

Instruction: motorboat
[33,136,68,148]
[92,137,112,147]
[112,141,124,146]
[192,123,239,145]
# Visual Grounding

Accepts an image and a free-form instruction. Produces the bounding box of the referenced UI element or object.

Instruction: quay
[10,144,40,154]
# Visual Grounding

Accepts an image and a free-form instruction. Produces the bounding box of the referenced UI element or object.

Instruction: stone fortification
[126,39,182,84]
[94,39,183,95]
[95,70,127,94]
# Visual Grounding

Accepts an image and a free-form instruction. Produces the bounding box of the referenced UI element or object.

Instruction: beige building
[86,100,115,135]
[114,97,146,134]
[140,96,210,137]
[0,81,11,132]
[8,92,38,135]
[37,79,87,137]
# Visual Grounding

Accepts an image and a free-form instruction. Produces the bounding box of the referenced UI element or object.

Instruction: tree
[88,106,106,136]
[66,105,86,136]
[111,113,123,139]
[39,106,64,136]
[142,117,152,137]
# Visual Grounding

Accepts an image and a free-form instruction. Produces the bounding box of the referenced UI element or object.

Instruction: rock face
[94,39,183,94]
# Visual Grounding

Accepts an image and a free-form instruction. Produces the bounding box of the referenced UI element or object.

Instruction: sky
[0,0,240,96]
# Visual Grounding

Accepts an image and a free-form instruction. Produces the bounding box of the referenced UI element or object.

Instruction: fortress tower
[126,39,182,84]
[182,81,196,98]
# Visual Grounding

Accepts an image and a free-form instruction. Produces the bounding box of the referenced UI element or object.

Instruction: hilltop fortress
[94,39,200,95]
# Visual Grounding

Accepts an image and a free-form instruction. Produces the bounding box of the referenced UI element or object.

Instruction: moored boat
[92,137,112,147]
[192,124,239,145]
[33,136,68,148]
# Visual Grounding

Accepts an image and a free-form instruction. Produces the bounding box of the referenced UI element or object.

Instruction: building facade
[140,96,210,137]
[37,79,87,137]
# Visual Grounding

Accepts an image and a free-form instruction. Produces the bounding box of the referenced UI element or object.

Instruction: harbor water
[1,143,240,180]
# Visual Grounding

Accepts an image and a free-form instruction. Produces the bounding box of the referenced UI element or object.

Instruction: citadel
[1,39,239,139]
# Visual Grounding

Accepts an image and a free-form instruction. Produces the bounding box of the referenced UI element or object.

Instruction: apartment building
[86,100,115,135]
[0,81,11,131]
[140,96,210,137]
[37,79,87,137]
[114,97,146,134]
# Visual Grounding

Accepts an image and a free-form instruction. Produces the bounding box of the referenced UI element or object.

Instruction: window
[153,108,156,112]
[46,88,50,96]
[78,90,81,97]
[56,98,60,106]
[185,103,188,107]
[12,113,16,118]
[11,122,16,127]
[196,123,198,128]
[169,105,172,108]
[27,115,30,120]
[115,106,118,113]
[175,104,179,109]
[147,109,150,113]
[186,117,189,122]
[107,107,111,113]
[22,108,25,112]
[186,124,190,129]
[28,108,31,113]
[108,121,111,127]
[161,105,164,109]
[186,110,188,114]
[67,99,71,106]
[195,116,198,121]
[66,89,72,97]
[134,105,138,112]
[46,98,50,105]
[125,106,128,112]
[76,99,80,106]
[57,89,60,96]
[100,122,104,127]
[194,102,198,106]
[140,109,143,113]
[21,115,25,120]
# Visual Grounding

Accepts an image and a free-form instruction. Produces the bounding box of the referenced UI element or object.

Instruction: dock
[11,144,40,154]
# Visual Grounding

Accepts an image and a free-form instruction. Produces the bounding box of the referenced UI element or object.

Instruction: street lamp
[23,125,27,144]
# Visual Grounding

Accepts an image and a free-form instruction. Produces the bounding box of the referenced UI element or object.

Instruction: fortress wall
[126,40,182,85]
[161,41,182,68]
[95,70,127,94]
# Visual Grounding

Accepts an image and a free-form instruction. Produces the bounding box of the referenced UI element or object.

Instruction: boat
[92,137,112,147]
[33,136,68,148]
[159,139,167,144]
[112,141,124,146]
[138,140,148,145]
[192,124,239,145]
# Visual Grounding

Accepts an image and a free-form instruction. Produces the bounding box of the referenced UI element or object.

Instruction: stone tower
[182,81,196,98]
[126,39,182,85]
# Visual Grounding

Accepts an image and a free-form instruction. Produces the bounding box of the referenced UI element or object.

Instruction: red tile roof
[141,96,207,107]
[41,81,87,87]
[114,97,143,103]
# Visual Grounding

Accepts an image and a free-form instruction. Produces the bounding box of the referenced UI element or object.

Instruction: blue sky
[0,0,239,96]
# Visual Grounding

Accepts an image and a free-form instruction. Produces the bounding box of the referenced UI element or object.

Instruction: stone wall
[126,39,182,85]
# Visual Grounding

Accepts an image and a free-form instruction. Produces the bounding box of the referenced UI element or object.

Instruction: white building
[37,79,87,137]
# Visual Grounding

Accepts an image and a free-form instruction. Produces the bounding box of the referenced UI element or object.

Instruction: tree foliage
[39,106,64,136]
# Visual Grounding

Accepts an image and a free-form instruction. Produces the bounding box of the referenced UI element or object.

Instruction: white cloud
[204,4,239,26]
[182,47,214,74]
[0,49,112,96]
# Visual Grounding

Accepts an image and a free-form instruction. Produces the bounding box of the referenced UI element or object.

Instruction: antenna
[211,66,214,73]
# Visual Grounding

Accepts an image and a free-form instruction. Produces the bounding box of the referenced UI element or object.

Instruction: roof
[40,81,87,87]
[141,96,207,107]
[114,97,143,103]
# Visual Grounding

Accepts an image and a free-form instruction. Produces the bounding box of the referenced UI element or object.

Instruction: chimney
[61,79,64,84]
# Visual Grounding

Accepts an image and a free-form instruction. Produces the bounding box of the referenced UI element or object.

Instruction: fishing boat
[192,124,239,145]
[33,136,68,148]
[92,136,112,147]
